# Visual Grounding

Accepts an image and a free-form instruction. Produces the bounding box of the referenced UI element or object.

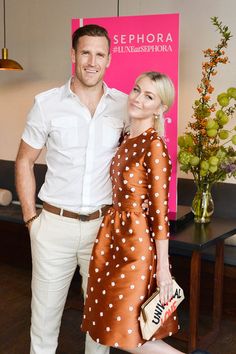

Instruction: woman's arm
[155,238,173,305]
[144,136,173,304]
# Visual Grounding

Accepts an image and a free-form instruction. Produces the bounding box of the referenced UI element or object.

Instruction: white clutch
[140,279,185,340]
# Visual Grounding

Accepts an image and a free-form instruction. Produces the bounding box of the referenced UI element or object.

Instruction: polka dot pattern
[81,128,175,349]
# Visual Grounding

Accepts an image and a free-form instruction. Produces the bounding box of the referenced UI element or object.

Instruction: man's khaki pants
[29,209,109,354]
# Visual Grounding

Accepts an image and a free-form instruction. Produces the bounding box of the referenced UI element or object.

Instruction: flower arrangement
[177,17,236,222]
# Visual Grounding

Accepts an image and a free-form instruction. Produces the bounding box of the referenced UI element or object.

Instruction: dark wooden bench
[0,159,46,268]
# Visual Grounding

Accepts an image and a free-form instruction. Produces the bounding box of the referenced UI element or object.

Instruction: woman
[81,72,209,354]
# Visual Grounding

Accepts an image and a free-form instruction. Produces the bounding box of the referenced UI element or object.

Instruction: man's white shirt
[22,78,128,212]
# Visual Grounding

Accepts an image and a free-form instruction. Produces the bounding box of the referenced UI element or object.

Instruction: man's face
[71,35,111,88]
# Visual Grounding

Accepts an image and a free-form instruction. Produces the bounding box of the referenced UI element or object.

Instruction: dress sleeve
[144,137,172,240]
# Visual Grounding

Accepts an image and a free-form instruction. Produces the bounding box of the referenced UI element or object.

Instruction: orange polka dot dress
[81,128,173,349]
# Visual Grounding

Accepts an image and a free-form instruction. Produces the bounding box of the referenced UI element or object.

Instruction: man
[15,24,127,354]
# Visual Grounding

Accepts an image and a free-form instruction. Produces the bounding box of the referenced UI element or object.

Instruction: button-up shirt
[22,78,128,212]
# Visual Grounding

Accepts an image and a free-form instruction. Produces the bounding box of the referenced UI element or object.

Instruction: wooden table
[169,217,236,353]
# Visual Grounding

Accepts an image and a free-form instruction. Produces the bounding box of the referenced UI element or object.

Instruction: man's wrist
[25,214,38,227]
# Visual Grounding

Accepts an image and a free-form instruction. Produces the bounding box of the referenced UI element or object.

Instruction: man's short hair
[72,24,111,53]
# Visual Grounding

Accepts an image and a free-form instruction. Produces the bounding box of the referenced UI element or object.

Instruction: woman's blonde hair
[135,71,175,137]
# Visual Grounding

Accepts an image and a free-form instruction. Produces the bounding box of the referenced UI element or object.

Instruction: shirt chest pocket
[50,117,81,148]
[102,117,123,148]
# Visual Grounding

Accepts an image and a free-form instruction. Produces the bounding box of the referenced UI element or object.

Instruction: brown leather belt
[43,202,111,222]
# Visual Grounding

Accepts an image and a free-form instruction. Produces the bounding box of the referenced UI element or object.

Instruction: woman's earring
[153,113,160,120]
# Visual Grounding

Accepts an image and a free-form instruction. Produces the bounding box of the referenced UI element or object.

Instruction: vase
[191,182,214,223]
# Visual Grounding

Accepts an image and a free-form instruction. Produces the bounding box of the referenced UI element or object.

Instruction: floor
[0,263,235,354]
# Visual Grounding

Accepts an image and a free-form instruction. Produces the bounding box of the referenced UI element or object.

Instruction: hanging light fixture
[0,0,23,70]
[117,0,120,16]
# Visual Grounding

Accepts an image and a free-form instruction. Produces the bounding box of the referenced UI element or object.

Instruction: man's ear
[106,53,111,68]
[71,48,76,64]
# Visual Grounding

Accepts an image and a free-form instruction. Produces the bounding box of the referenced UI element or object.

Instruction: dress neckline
[126,127,154,141]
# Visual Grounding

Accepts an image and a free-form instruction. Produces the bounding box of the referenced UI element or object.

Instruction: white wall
[0,0,235,182]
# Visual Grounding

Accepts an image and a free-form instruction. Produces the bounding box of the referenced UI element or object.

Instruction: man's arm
[15,140,42,224]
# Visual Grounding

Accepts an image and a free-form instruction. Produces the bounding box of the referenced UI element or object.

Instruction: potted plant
[178,17,236,223]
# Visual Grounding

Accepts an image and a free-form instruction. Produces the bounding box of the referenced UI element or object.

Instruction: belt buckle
[78,214,89,222]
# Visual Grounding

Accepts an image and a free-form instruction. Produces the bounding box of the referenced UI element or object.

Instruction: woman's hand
[156,267,173,305]
[155,239,173,305]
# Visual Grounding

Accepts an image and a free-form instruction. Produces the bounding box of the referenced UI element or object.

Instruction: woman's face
[128,76,162,122]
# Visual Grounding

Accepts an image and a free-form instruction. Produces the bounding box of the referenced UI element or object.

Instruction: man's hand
[141,198,149,213]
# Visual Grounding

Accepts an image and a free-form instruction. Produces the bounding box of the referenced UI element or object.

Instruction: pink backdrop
[72,14,179,217]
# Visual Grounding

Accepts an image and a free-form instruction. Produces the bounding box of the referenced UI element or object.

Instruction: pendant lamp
[0,0,23,70]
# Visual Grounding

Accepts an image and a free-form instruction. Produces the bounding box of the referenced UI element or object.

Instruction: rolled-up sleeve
[22,99,48,149]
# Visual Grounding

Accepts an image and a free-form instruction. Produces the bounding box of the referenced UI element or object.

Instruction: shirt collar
[60,77,117,101]
[60,78,74,100]
[103,82,121,101]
